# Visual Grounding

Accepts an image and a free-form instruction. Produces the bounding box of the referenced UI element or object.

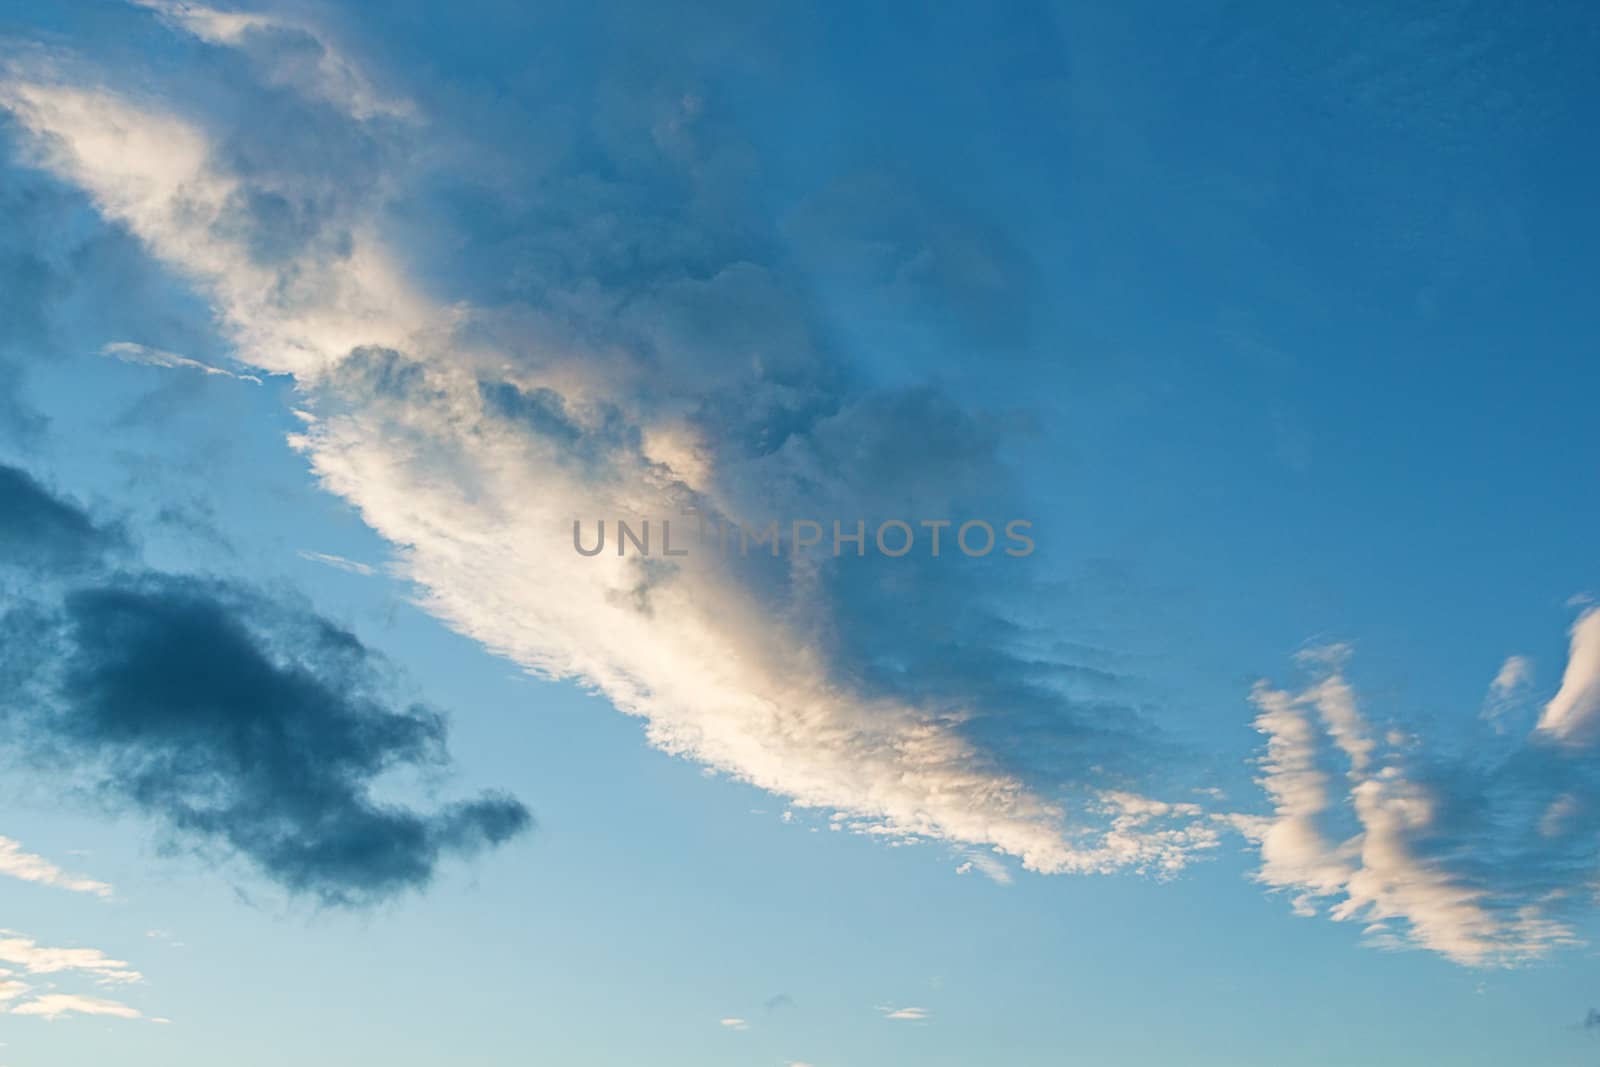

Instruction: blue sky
[2,1,1600,1064]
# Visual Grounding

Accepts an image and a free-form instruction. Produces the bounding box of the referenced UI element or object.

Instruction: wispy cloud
[8,993,146,1020]
[718,1017,749,1031]
[880,1006,929,1022]
[129,0,415,121]
[0,930,141,985]
[954,851,1013,885]
[102,341,262,384]
[1492,655,1533,695]
[0,837,112,897]
[1243,616,1600,967]
[297,550,376,576]
[1483,654,1533,729]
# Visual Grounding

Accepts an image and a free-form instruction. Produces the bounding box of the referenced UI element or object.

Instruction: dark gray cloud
[0,462,531,904]
[0,463,126,573]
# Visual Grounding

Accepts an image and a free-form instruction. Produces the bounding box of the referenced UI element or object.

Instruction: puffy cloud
[34,577,529,902]
[0,25,1218,886]
[292,348,1209,875]
[0,463,531,904]
[0,72,431,379]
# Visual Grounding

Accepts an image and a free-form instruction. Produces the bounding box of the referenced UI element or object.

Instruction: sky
[1,1,1599,1064]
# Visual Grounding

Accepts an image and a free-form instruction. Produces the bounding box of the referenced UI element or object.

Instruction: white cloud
[1491,655,1533,696]
[718,1017,748,1030]
[0,838,112,897]
[1241,682,1358,917]
[8,994,143,1020]
[1536,609,1600,743]
[0,74,434,379]
[881,1006,928,1021]
[129,0,415,121]
[0,931,155,1021]
[1483,654,1534,729]
[0,56,1221,886]
[1539,793,1579,839]
[297,550,376,576]
[954,851,1013,885]
[129,0,272,44]
[0,931,141,984]
[1244,629,1600,967]
[102,341,262,384]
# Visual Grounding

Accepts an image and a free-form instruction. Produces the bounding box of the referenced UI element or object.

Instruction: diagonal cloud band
[0,32,1219,880]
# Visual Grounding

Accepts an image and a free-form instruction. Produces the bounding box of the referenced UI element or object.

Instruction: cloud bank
[0,10,1219,882]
